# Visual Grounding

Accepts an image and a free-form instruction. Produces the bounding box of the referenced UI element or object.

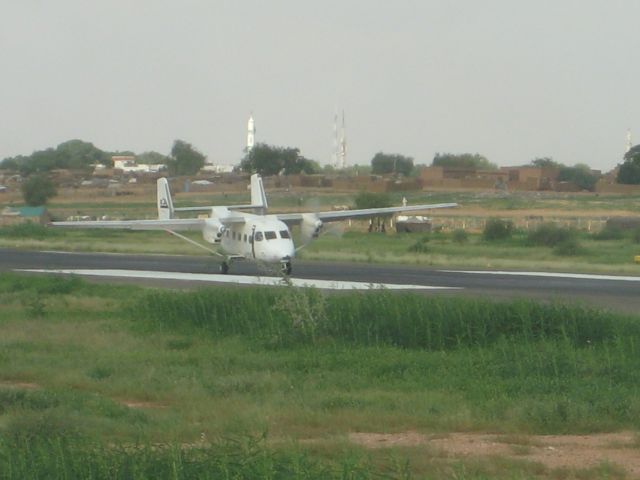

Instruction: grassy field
[4,187,640,218]
[1,273,640,478]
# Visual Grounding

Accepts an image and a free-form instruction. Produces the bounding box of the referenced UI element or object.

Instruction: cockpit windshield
[264,231,277,240]
[279,230,291,239]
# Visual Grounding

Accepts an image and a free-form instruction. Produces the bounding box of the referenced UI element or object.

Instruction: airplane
[52,174,457,275]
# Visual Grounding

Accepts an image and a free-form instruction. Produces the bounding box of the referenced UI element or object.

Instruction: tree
[558,163,599,191]
[56,139,110,169]
[432,153,498,170]
[16,149,61,175]
[0,157,20,171]
[240,143,320,176]
[529,157,561,169]
[21,174,57,206]
[617,146,640,184]
[2,140,110,175]
[136,151,170,165]
[167,140,206,175]
[353,191,392,209]
[370,152,414,176]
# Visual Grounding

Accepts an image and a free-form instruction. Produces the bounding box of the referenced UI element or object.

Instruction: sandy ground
[350,431,640,476]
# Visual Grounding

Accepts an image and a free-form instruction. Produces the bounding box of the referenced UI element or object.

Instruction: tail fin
[250,174,268,214]
[157,178,174,219]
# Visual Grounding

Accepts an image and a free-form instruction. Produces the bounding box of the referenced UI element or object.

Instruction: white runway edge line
[440,270,640,282]
[16,269,460,291]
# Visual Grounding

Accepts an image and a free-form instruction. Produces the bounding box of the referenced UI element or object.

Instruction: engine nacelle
[301,213,323,243]
[203,218,225,244]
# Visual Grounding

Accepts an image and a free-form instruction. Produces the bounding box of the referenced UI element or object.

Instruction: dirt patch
[350,431,640,475]
[0,381,40,390]
[118,399,167,410]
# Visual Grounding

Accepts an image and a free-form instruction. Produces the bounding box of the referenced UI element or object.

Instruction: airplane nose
[284,241,295,259]
[262,240,295,263]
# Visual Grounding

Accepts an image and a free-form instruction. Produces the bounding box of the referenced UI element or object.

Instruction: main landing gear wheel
[281,262,292,276]
[220,262,230,274]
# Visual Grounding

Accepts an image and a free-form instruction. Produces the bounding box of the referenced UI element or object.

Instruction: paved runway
[1,248,639,313]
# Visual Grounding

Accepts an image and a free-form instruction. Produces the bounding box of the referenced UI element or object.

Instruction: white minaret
[339,110,347,169]
[331,112,339,167]
[247,114,256,151]
[626,129,632,153]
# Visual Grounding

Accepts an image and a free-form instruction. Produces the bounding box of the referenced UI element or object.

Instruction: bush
[408,235,430,253]
[482,218,514,241]
[526,223,576,247]
[592,225,625,241]
[553,238,583,256]
[353,191,392,209]
[452,229,468,244]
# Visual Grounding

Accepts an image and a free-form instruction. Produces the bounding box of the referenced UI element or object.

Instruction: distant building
[201,164,235,174]
[420,165,560,191]
[112,156,166,173]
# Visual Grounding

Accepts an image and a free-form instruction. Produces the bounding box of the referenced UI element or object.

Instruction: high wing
[51,218,206,231]
[51,215,246,231]
[276,202,458,225]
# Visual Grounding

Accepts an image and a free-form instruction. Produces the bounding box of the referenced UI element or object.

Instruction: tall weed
[128,288,635,351]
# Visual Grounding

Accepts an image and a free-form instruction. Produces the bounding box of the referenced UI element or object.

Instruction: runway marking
[440,270,640,282]
[16,269,460,291]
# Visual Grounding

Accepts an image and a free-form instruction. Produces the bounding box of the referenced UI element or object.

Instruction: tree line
[4,138,639,197]
[0,139,206,177]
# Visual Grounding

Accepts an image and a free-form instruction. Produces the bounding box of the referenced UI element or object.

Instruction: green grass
[14,188,640,218]
[1,273,640,478]
[300,230,640,274]
[0,435,383,480]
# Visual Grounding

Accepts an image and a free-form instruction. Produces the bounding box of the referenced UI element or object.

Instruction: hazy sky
[1,0,638,171]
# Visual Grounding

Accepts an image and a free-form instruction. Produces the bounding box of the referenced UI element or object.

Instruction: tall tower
[339,110,347,169]
[247,114,256,152]
[626,129,633,153]
[331,112,339,167]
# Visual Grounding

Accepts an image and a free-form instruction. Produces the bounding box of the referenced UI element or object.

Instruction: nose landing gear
[220,261,230,274]
[281,261,292,276]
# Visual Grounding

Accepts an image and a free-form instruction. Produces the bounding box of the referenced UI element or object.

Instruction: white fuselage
[218,214,295,264]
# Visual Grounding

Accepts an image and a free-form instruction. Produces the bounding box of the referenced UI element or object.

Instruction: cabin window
[243,234,247,242]
[279,230,291,239]
[232,232,236,240]
[254,232,264,241]
[264,231,277,240]
[225,230,230,238]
